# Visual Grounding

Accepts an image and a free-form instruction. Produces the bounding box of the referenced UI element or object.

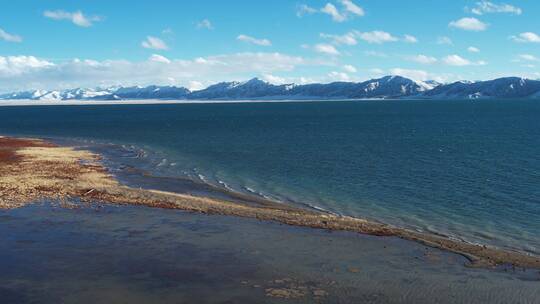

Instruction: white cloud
[141,36,169,50]
[343,65,357,73]
[237,34,272,46]
[467,46,480,53]
[197,19,213,30]
[0,56,54,76]
[262,74,286,84]
[296,4,317,17]
[321,3,346,22]
[320,32,357,45]
[340,0,364,16]
[149,54,171,64]
[408,55,437,64]
[437,36,453,45]
[322,31,408,45]
[442,55,471,66]
[0,52,309,92]
[469,1,522,15]
[364,50,387,57]
[357,31,398,44]
[449,17,488,31]
[442,54,487,66]
[314,43,340,55]
[43,10,101,27]
[188,81,205,91]
[0,28,22,43]
[510,32,540,43]
[302,1,364,22]
[517,54,539,62]
[403,34,418,43]
[390,68,429,81]
[328,71,350,81]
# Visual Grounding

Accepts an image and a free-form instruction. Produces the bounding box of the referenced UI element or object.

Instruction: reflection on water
[1,202,538,304]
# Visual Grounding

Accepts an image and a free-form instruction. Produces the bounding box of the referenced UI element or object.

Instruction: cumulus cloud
[510,32,540,43]
[296,4,317,17]
[403,34,418,43]
[320,32,357,45]
[141,36,169,50]
[237,34,272,46]
[357,31,398,44]
[442,54,486,66]
[149,54,171,64]
[408,54,437,64]
[340,0,364,16]
[437,36,453,45]
[467,46,480,53]
[314,43,340,55]
[0,56,54,78]
[449,17,488,31]
[389,68,429,81]
[442,55,471,66]
[306,1,364,22]
[321,3,346,22]
[196,19,213,30]
[342,65,357,73]
[0,53,309,92]
[262,74,286,84]
[468,1,522,15]
[321,31,411,45]
[517,54,539,62]
[328,71,350,81]
[43,10,101,27]
[188,81,205,91]
[0,28,22,43]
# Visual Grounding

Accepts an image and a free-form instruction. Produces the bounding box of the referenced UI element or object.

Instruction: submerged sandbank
[0,135,539,269]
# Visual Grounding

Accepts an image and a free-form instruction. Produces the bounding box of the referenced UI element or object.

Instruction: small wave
[157,158,168,167]
[217,180,234,191]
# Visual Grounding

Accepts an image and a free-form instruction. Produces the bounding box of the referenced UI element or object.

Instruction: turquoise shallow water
[0,100,539,254]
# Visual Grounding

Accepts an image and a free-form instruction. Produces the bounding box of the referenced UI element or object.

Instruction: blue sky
[0,0,539,91]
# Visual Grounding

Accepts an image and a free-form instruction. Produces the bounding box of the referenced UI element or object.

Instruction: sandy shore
[1,135,539,269]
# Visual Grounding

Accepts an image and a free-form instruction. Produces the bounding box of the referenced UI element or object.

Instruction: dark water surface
[0,100,538,254]
[1,203,539,304]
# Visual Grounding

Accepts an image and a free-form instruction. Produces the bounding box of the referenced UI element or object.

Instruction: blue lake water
[0,100,539,254]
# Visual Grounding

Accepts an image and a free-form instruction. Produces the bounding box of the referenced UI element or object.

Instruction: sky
[0,0,539,92]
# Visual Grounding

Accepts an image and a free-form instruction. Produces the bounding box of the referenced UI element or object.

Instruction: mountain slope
[423,77,540,99]
[1,76,540,101]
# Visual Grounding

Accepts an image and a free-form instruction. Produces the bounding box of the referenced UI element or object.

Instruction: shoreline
[1,135,539,269]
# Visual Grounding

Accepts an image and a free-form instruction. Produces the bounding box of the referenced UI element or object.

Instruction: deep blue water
[0,100,539,254]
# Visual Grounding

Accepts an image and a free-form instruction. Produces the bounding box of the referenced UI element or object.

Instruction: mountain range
[2,76,540,101]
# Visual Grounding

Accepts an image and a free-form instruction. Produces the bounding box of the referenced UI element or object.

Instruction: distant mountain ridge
[2,76,540,101]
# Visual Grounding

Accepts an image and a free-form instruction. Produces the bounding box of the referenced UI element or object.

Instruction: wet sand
[1,136,539,269]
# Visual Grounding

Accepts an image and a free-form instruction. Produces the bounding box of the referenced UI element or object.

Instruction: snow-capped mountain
[422,77,540,99]
[1,76,540,101]
[189,78,287,99]
[190,76,430,100]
